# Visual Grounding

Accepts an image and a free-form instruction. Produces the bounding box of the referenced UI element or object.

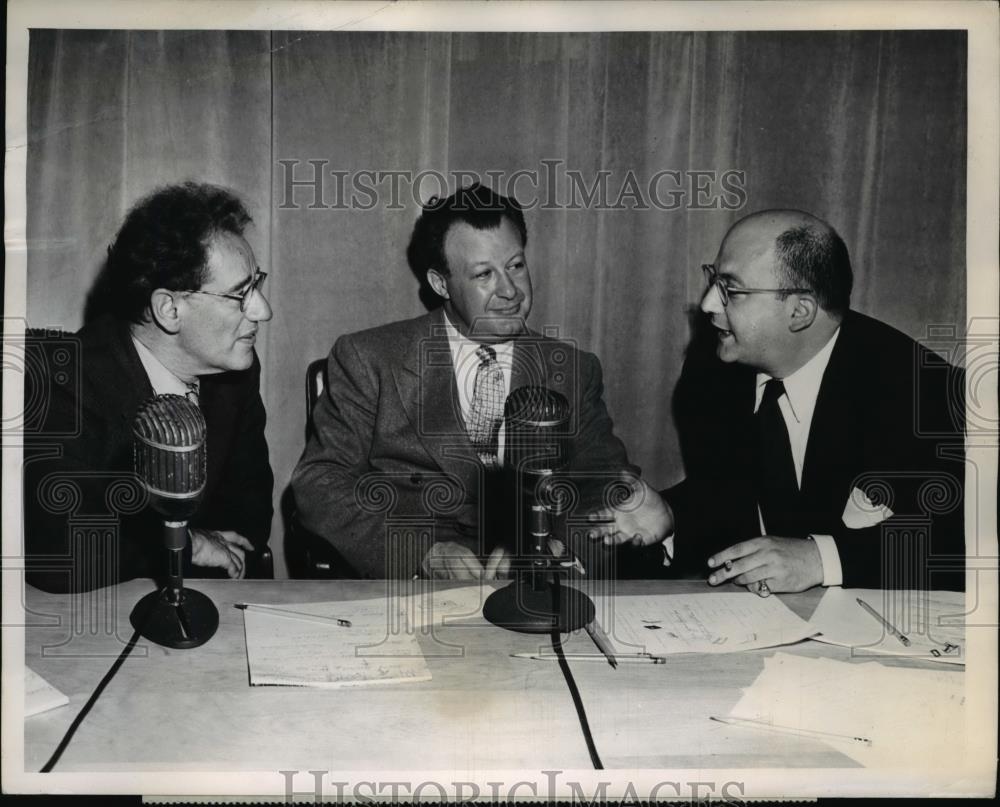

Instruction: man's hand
[421,542,510,580]
[190,529,254,579]
[585,476,675,547]
[706,536,823,594]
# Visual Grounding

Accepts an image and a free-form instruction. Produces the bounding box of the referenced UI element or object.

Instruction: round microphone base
[483,578,595,634]
[130,587,219,649]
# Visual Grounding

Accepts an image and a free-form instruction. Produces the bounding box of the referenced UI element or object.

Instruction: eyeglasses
[184,270,267,313]
[701,264,810,308]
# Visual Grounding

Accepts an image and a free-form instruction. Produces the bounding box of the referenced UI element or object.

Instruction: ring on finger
[755,579,771,597]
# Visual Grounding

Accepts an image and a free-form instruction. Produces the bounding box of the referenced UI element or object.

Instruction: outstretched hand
[585,475,674,547]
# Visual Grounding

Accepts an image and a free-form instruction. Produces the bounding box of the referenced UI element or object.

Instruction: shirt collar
[754,327,840,422]
[131,335,200,398]
[441,310,515,367]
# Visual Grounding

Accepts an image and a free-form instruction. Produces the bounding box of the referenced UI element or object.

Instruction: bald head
[723,209,853,315]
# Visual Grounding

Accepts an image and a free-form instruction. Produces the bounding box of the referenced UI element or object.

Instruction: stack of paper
[726,652,965,767]
[593,592,818,655]
[25,667,69,717]
[241,598,431,688]
[810,588,965,665]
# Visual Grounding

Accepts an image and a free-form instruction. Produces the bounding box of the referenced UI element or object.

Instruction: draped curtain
[26,30,967,576]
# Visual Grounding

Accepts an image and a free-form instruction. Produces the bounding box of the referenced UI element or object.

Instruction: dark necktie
[467,345,505,468]
[755,378,801,535]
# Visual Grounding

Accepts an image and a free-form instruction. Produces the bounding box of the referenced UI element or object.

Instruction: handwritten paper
[241,598,431,688]
[728,652,965,767]
[810,588,965,665]
[25,667,69,717]
[593,592,817,655]
[402,584,492,632]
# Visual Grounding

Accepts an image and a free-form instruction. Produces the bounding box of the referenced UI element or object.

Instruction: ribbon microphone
[483,385,595,634]
[129,394,219,648]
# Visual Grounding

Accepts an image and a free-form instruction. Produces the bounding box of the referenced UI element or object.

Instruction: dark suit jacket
[291,309,640,578]
[662,310,965,590]
[23,315,274,592]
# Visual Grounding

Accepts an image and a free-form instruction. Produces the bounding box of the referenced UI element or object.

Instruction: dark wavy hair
[105,182,252,323]
[406,183,527,280]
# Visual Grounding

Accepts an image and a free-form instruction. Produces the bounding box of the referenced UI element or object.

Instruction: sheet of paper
[728,652,965,767]
[809,587,965,665]
[25,667,69,717]
[401,584,492,632]
[242,598,431,688]
[593,592,817,655]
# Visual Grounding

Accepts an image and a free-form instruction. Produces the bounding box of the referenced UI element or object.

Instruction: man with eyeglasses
[592,209,964,593]
[24,182,275,593]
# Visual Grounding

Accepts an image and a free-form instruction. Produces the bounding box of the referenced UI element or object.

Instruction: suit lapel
[198,375,241,503]
[510,338,546,393]
[393,311,480,481]
[97,319,155,434]
[800,323,856,524]
[730,367,763,536]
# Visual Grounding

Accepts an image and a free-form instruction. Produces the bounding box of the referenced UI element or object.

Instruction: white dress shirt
[442,312,514,463]
[753,328,843,586]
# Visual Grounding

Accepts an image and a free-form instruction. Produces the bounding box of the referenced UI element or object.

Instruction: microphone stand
[130,519,219,649]
[483,474,595,634]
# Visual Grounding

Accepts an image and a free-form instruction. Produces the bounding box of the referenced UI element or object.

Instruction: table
[21,579,955,774]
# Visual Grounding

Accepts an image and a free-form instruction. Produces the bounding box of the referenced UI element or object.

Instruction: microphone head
[133,394,207,520]
[504,385,570,474]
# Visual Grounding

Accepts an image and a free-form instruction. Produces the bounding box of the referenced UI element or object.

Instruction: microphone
[483,385,595,634]
[504,385,570,556]
[133,393,207,532]
[504,385,570,472]
[129,394,219,648]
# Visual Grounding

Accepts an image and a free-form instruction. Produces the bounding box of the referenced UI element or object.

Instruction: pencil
[856,598,910,646]
[234,603,352,628]
[710,715,872,746]
[511,652,666,664]
[584,619,618,669]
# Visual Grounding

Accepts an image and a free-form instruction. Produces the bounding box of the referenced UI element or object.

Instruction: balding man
[593,209,965,593]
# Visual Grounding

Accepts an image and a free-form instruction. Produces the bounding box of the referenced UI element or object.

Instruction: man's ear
[788,293,818,333]
[426,268,450,301]
[149,288,182,334]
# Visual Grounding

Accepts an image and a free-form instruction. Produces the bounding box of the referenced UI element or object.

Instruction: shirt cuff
[810,533,843,587]
[661,533,675,566]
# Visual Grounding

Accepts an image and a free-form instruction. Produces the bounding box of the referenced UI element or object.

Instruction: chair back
[305,357,327,438]
[290,356,351,578]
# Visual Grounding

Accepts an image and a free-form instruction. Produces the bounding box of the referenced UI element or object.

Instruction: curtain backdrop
[26,30,967,577]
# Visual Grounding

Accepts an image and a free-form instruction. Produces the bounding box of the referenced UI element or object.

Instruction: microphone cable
[40,624,143,772]
[548,584,604,770]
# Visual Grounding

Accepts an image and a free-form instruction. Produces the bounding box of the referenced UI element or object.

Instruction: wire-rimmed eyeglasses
[184,270,267,313]
[701,264,811,308]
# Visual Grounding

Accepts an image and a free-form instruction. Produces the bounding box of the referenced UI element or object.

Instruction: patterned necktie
[755,378,801,535]
[467,345,505,468]
[184,381,200,406]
